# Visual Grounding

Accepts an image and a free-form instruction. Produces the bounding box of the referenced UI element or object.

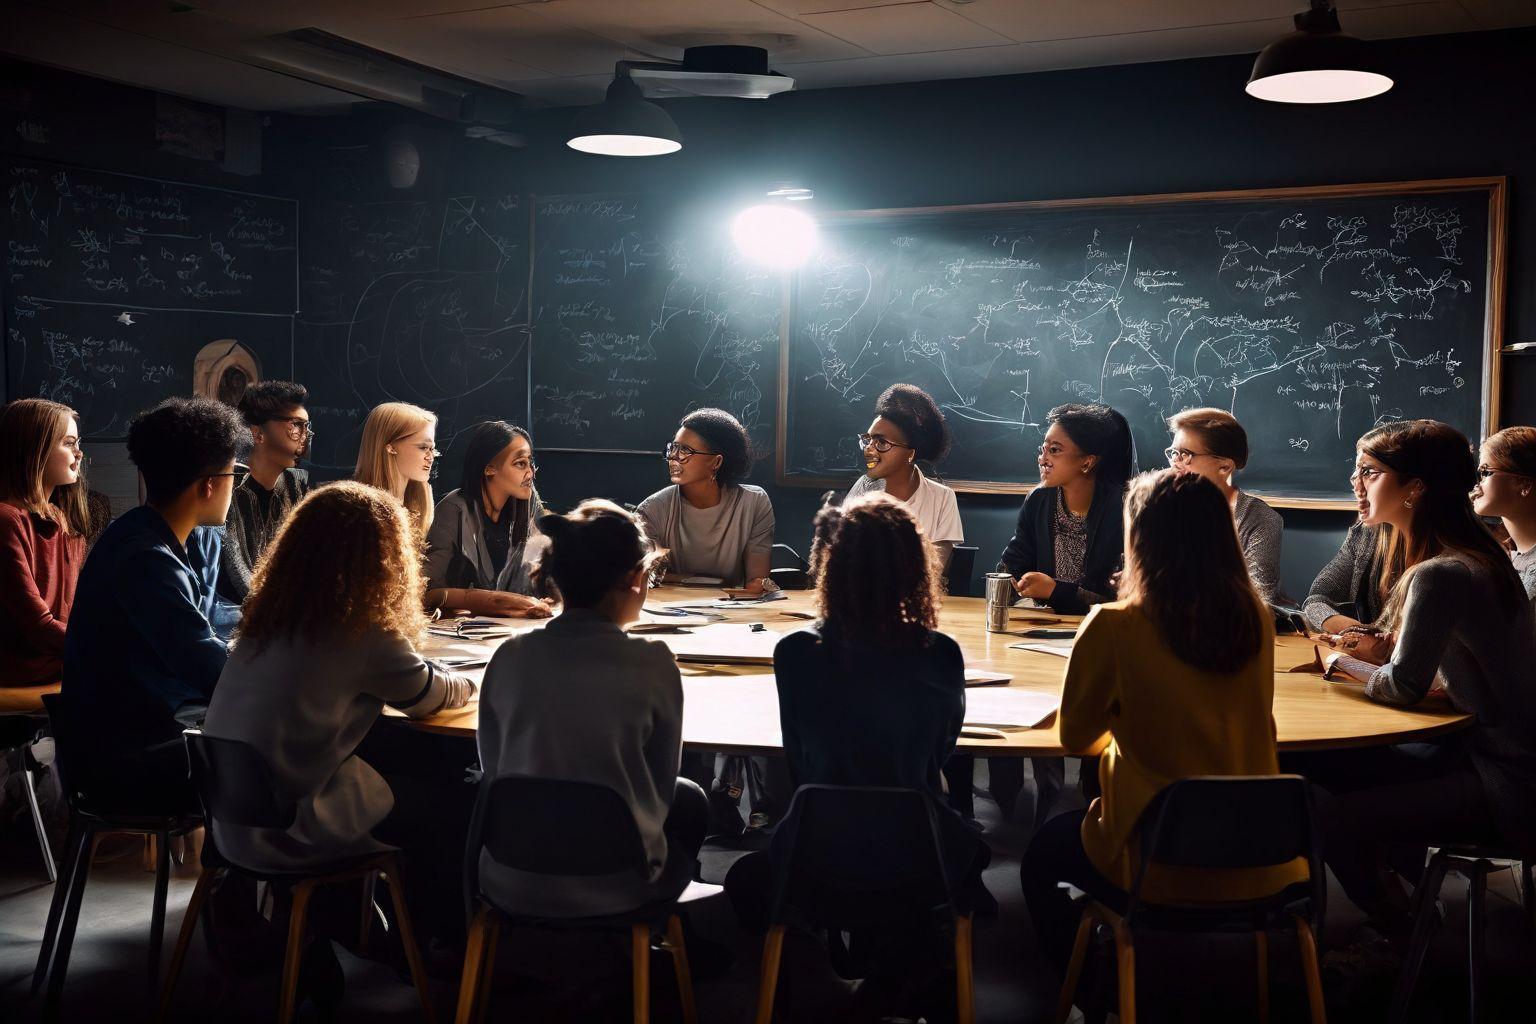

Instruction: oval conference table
[399,585,1470,756]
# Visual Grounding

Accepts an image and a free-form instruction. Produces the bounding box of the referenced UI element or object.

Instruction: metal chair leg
[148,828,172,997]
[21,761,56,882]
[32,817,88,994]
[44,825,99,1014]
[1391,853,1451,1024]
[1468,859,1489,1024]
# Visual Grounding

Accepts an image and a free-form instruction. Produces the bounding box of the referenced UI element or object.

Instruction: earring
[1522,488,1532,498]
[387,447,397,456]
[1403,499,1415,509]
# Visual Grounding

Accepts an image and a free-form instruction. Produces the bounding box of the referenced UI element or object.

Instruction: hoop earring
[1403,499,1415,509]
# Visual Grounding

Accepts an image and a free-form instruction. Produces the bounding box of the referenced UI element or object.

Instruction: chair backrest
[472,774,650,877]
[768,785,955,925]
[183,730,298,830]
[947,545,978,597]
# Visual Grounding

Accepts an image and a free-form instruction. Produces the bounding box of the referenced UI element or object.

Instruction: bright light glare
[566,134,682,156]
[732,204,818,268]
[1245,69,1392,104]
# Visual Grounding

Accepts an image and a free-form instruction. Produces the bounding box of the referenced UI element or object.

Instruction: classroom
[3,3,1535,1021]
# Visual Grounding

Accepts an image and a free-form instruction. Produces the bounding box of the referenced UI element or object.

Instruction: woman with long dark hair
[1472,425,1536,598]
[1315,420,1536,944]
[1022,470,1302,977]
[424,420,552,617]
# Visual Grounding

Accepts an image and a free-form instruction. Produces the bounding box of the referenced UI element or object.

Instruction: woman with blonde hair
[0,398,90,687]
[353,402,439,539]
[1472,425,1536,597]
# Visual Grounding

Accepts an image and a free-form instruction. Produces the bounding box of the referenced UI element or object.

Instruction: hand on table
[484,592,555,618]
[1013,572,1057,602]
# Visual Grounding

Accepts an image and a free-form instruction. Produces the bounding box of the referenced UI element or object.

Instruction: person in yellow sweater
[1021,468,1309,973]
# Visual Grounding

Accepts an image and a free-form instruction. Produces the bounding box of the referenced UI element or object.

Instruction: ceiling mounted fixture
[733,183,818,269]
[566,46,794,157]
[1246,1,1392,104]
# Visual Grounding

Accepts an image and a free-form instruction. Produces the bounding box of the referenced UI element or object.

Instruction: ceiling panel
[345,6,623,78]
[798,2,1014,56]
[1458,0,1536,29]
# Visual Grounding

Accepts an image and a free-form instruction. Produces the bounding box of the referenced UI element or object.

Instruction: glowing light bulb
[732,203,818,268]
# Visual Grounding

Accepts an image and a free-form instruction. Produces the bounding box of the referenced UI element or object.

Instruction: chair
[1390,843,1536,1024]
[0,682,59,882]
[946,545,978,597]
[454,774,722,1024]
[1054,775,1326,1024]
[754,785,978,1024]
[157,730,435,1024]
[31,692,202,1012]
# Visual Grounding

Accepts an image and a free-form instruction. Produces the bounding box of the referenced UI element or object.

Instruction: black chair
[946,544,978,597]
[0,686,56,882]
[31,693,201,1013]
[1390,843,1536,1024]
[1054,775,1326,1024]
[454,774,722,1024]
[157,730,435,1024]
[753,785,977,1024]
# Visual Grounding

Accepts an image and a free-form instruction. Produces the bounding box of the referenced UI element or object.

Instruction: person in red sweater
[0,398,90,688]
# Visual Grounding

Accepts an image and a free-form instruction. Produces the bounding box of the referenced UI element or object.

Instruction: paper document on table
[666,590,788,610]
[963,669,1011,687]
[963,689,1060,728]
[650,623,783,664]
[1008,640,1073,659]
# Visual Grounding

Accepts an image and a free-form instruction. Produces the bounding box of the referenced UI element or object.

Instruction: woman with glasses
[1472,426,1536,598]
[354,401,439,543]
[843,383,963,573]
[0,398,89,688]
[424,421,554,618]
[1164,407,1285,601]
[636,407,775,593]
[1311,420,1536,954]
[219,380,311,605]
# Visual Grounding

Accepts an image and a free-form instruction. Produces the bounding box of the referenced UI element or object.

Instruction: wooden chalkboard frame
[775,176,1508,509]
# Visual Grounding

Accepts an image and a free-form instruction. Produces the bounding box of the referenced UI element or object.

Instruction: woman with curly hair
[636,407,775,592]
[844,383,963,572]
[353,401,439,542]
[1472,425,1536,598]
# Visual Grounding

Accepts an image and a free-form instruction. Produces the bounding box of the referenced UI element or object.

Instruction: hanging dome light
[1247,1,1392,104]
[566,75,682,156]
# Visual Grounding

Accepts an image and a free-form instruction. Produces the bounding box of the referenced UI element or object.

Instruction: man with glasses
[218,380,312,604]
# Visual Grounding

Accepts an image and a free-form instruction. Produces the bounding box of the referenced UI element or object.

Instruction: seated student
[0,399,89,688]
[218,380,311,605]
[637,408,774,592]
[353,401,438,543]
[1165,407,1285,601]
[844,384,963,573]
[1021,469,1303,973]
[1303,523,1385,641]
[1313,421,1536,946]
[1000,403,1134,614]
[63,397,244,811]
[1472,425,1536,598]
[476,500,706,917]
[424,421,552,618]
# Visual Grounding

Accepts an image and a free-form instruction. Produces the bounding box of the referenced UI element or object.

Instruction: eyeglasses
[857,433,914,454]
[1164,447,1215,465]
[1478,465,1532,481]
[268,416,313,441]
[206,471,240,481]
[399,443,441,459]
[1349,465,1386,484]
[663,441,716,463]
[61,437,83,454]
[1037,442,1082,459]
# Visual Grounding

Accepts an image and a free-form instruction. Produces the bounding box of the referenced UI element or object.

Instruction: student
[636,408,774,592]
[423,421,552,618]
[1313,421,1536,943]
[1472,425,1536,598]
[1165,407,1285,601]
[1303,526,1385,639]
[476,500,706,916]
[1021,470,1304,972]
[353,401,438,542]
[204,482,474,946]
[1000,403,1134,614]
[844,384,963,573]
[63,397,244,811]
[0,399,89,688]
[218,380,311,604]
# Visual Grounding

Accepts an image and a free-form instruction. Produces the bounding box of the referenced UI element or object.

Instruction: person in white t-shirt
[844,383,964,573]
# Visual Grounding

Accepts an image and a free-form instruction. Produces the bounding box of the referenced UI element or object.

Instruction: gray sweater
[1303,523,1384,631]
[423,489,545,597]
[1363,554,1536,850]
[1233,491,1284,603]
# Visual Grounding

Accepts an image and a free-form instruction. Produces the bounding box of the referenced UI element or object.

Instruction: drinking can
[984,572,1013,632]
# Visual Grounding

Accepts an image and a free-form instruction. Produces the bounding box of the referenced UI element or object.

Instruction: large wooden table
[403,586,1470,756]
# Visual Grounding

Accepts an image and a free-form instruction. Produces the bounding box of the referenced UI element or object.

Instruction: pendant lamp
[1247,0,1393,104]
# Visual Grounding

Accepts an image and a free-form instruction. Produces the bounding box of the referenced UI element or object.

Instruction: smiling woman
[1473,426,1536,598]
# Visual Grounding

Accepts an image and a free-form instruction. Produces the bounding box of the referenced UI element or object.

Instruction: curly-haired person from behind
[725,494,993,937]
[63,396,244,812]
[476,499,709,917]
[844,383,964,573]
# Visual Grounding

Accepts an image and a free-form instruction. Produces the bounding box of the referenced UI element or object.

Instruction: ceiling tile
[1456,0,1536,29]
[935,1,1295,44]
[342,6,623,78]
[798,1,1014,55]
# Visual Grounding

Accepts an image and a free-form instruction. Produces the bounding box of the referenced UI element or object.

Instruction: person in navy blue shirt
[63,396,244,812]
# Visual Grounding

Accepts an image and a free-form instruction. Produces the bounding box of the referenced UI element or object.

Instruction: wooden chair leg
[148,828,172,996]
[33,818,89,994]
[754,923,787,1024]
[630,921,651,1024]
[475,909,501,1019]
[278,881,315,1024]
[1292,912,1327,1024]
[1390,854,1451,1024]
[1248,928,1266,1024]
[1112,919,1136,1024]
[1468,860,1489,1024]
[455,905,495,1024]
[157,866,218,1023]
[664,914,697,1024]
[379,860,437,1024]
[1055,910,1096,1024]
[954,912,975,1024]
[357,871,378,956]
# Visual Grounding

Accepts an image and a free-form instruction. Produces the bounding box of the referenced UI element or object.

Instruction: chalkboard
[293,194,529,472]
[3,158,299,436]
[781,179,1505,506]
[530,194,782,460]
